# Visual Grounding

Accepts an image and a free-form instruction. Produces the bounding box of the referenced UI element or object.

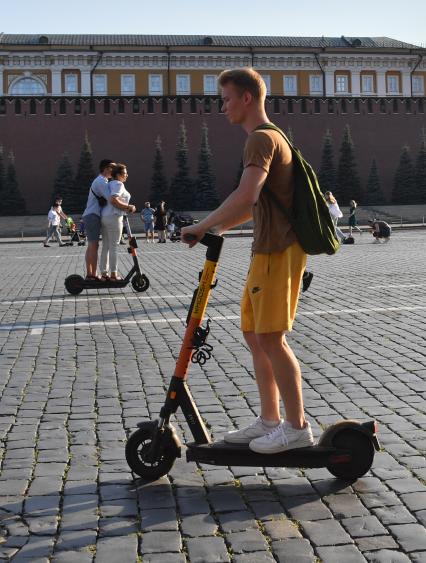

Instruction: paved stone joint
[0,233,426,562]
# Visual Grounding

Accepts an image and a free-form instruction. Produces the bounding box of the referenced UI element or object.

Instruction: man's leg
[243,331,280,422]
[256,332,305,429]
[85,241,99,277]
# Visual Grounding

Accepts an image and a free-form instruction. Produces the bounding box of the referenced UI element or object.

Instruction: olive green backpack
[256,123,339,256]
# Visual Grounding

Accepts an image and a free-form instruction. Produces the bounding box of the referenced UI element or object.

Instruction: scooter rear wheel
[326,428,375,481]
[64,274,84,295]
[125,422,177,480]
[131,273,150,292]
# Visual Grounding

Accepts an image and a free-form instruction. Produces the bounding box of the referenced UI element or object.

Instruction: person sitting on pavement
[81,159,115,280]
[99,163,136,281]
[369,220,391,243]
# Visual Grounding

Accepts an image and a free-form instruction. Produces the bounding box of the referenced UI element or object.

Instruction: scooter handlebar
[184,232,224,261]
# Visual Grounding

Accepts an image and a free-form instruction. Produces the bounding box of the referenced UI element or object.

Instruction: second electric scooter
[64,216,149,295]
[126,233,380,482]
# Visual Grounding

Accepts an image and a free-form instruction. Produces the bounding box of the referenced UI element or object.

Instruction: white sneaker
[249,420,314,454]
[224,417,280,444]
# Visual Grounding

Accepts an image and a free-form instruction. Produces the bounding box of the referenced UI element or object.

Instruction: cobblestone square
[1,232,426,562]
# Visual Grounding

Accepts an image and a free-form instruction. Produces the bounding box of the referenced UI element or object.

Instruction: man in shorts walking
[82,159,114,280]
[181,68,313,454]
[141,202,155,243]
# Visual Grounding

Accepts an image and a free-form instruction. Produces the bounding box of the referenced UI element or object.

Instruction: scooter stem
[174,233,224,379]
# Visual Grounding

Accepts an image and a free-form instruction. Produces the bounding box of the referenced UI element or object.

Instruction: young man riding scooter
[181,68,314,454]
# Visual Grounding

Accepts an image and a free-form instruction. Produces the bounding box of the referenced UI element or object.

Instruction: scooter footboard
[186,441,348,468]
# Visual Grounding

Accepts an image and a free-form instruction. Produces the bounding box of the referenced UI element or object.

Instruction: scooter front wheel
[64,274,84,295]
[131,273,150,292]
[326,428,375,481]
[125,422,178,480]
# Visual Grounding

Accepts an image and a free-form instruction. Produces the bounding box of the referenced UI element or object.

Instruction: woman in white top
[324,191,345,242]
[99,163,136,280]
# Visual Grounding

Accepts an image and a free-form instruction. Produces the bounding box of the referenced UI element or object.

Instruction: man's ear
[242,91,253,106]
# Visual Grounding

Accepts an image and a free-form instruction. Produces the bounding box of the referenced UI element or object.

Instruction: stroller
[64,217,86,246]
[169,213,198,242]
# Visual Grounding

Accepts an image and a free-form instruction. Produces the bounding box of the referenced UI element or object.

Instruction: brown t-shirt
[243,127,296,254]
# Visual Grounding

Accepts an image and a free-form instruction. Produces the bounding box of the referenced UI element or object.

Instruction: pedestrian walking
[154,201,168,243]
[324,191,346,242]
[141,202,155,243]
[348,200,362,236]
[43,197,67,247]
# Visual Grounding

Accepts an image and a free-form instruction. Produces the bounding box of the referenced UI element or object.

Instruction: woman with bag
[324,191,345,242]
[99,163,136,280]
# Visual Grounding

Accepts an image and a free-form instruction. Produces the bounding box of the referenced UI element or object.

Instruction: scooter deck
[81,280,129,289]
[186,440,348,468]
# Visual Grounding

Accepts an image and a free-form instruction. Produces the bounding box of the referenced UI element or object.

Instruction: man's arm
[182,165,267,244]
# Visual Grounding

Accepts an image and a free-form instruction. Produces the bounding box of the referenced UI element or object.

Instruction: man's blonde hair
[218,68,267,101]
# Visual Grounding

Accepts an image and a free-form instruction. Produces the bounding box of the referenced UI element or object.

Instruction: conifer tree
[70,132,95,213]
[364,158,386,205]
[392,145,415,204]
[0,151,27,216]
[318,129,336,194]
[337,124,363,204]
[149,136,169,205]
[169,121,193,211]
[414,130,426,204]
[195,122,219,210]
[52,153,74,207]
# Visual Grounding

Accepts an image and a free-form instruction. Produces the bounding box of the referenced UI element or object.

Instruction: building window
[162,98,168,113]
[362,75,374,94]
[121,74,135,96]
[309,75,323,95]
[64,74,78,94]
[59,99,66,114]
[15,99,21,114]
[261,74,271,95]
[133,99,140,113]
[149,74,163,96]
[387,75,399,95]
[335,75,349,94]
[176,98,182,113]
[412,76,424,95]
[273,98,280,113]
[89,99,96,114]
[30,99,37,114]
[93,75,107,95]
[74,99,81,114]
[118,99,125,113]
[203,75,217,95]
[176,74,190,95]
[104,99,110,114]
[283,75,297,96]
[9,77,46,96]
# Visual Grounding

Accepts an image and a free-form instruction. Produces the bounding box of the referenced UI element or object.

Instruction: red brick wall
[0,96,425,213]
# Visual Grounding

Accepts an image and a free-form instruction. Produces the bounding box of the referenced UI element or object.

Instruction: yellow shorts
[241,242,307,334]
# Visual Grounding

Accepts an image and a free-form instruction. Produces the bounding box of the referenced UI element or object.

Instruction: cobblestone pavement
[1,233,426,563]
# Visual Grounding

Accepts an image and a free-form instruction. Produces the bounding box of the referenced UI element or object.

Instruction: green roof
[0,34,421,50]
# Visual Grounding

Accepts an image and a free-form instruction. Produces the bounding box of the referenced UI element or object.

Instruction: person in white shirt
[99,163,136,280]
[43,197,67,247]
[81,159,114,280]
[324,191,346,242]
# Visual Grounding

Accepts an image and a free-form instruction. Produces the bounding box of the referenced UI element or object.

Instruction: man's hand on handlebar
[181,224,207,248]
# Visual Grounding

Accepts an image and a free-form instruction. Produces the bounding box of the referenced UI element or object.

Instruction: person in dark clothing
[154,201,168,243]
[369,220,391,243]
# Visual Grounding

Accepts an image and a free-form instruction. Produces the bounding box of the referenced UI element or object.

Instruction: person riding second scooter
[182,67,314,455]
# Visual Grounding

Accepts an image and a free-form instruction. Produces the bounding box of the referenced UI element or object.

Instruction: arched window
[9,77,46,96]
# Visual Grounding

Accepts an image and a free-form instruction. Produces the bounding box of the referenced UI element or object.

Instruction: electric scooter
[64,216,149,295]
[125,233,380,482]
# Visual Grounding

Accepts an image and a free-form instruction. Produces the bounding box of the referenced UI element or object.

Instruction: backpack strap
[253,122,294,223]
